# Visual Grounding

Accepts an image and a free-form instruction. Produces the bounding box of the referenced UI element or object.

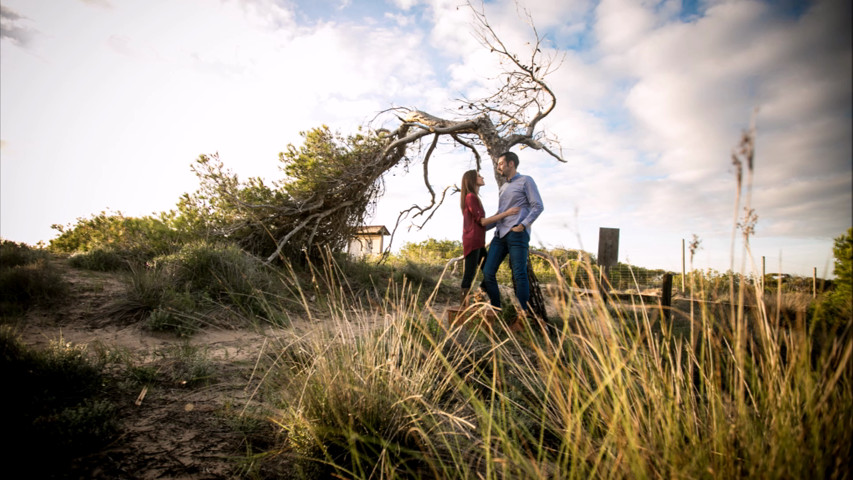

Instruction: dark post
[661,273,673,322]
[597,228,620,302]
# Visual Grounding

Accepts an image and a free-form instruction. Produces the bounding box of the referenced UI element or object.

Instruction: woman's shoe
[472,289,488,303]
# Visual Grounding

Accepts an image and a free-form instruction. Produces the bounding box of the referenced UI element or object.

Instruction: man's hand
[511,224,525,233]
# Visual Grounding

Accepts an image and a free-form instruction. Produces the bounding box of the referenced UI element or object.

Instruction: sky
[1,0,850,278]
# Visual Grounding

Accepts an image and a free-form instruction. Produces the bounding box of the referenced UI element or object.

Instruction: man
[482,151,544,329]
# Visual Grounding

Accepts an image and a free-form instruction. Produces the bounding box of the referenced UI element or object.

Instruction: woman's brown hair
[460,169,481,211]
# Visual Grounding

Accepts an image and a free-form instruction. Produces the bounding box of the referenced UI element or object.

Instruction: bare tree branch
[451,133,483,170]
[265,200,354,264]
[193,2,568,263]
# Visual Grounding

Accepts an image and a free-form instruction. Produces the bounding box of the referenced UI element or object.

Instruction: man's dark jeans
[483,230,529,312]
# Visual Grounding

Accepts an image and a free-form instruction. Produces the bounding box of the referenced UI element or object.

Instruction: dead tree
[361,2,566,320]
[374,1,566,245]
[190,2,567,274]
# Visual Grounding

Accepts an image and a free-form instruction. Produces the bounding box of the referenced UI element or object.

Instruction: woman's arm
[479,206,520,227]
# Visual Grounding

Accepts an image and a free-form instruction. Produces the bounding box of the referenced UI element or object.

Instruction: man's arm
[518,176,544,230]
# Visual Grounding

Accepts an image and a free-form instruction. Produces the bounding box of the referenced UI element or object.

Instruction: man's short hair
[499,151,519,167]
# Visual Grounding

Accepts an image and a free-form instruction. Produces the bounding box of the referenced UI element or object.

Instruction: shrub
[108,266,178,323]
[398,238,463,264]
[108,266,206,335]
[0,239,48,267]
[0,328,118,468]
[145,305,200,337]
[334,254,451,304]
[0,259,68,315]
[68,247,129,272]
[49,210,190,264]
[151,241,279,314]
[31,399,119,453]
[152,242,264,297]
[268,311,474,478]
[109,241,292,331]
[818,227,853,327]
[155,343,215,388]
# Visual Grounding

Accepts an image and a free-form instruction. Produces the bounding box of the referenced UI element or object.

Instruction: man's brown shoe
[508,313,526,333]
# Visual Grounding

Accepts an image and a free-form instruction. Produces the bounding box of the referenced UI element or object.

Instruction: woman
[460,169,519,305]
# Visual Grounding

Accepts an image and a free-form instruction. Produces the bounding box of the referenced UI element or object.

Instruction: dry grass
[247,251,852,479]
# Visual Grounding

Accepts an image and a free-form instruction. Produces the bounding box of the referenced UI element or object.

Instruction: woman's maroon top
[462,193,486,257]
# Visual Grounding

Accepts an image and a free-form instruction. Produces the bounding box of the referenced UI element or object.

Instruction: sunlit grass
[249,250,851,479]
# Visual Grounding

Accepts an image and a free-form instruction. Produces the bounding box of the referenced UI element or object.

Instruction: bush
[49,211,190,264]
[334,254,452,304]
[108,266,203,335]
[154,343,215,388]
[813,227,852,329]
[0,328,118,467]
[69,247,129,272]
[398,238,463,264]
[269,318,471,478]
[109,241,291,332]
[151,241,278,313]
[31,399,119,452]
[109,266,179,322]
[0,239,48,267]
[0,259,68,315]
[145,305,200,337]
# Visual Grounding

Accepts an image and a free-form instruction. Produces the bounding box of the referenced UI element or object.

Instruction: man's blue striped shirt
[495,173,544,238]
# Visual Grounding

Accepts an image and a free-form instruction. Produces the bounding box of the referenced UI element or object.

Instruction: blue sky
[1,0,850,277]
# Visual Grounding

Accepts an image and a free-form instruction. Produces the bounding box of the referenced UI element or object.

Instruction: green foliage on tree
[832,227,852,290]
[48,211,187,263]
[818,227,853,325]
[399,239,463,263]
[47,126,391,265]
[178,125,389,262]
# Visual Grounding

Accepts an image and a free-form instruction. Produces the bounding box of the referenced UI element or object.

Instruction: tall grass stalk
[254,245,851,479]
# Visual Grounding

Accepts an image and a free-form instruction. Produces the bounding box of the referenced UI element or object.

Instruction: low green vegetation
[68,246,131,272]
[0,239,68,316]
[249,243,852,479]
[6,124,849,477]
[3,227,850,478]
[814,227,853,328]
[0,327,119,471]
[108,241,294,334]
[49,211,189,265]
[0,321,225,475]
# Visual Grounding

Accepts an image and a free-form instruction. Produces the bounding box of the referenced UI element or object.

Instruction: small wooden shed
[347,225,390,257]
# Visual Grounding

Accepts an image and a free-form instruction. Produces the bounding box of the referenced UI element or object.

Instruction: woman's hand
[480,206,522,227]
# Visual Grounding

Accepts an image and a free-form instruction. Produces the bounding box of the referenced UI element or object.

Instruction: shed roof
[355,225,390,236]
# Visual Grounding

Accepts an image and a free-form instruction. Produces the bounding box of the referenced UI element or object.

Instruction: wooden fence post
[813,267,817,298]
[598,228,620,305]
[662,273,673,322]
[681,239,686,292]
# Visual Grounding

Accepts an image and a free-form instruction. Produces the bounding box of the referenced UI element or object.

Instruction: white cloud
[594,0,657,54]
[0,0,848,277]
[389,0,420,11]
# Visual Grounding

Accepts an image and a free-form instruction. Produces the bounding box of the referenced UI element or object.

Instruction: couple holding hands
[459,151,544,331]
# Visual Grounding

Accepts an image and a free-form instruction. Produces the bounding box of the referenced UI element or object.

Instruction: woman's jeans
[461,247,487,290]
[482,230,530,312]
